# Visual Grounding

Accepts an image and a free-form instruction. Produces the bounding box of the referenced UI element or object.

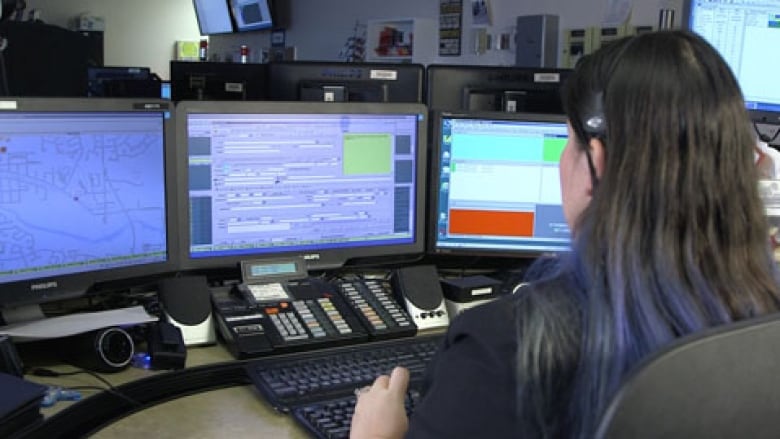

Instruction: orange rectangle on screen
[449,209,535,237]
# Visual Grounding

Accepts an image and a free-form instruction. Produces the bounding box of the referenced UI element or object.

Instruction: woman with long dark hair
[350,30,780,438]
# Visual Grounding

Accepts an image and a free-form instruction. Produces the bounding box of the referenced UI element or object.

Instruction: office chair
[595,312,780,439]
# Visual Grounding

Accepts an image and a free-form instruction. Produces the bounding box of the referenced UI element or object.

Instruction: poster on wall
[470,0,491,27]
[439,0,462,56]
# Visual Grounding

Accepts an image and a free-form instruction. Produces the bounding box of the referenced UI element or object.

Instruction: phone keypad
[338,280,414,334]
[315,298,353,335]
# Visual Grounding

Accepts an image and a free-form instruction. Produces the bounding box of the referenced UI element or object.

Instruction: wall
[23,0,683,79]
[25,0,201,79]
[209,0,683,66]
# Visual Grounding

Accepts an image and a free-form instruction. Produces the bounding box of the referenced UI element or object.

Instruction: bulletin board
[439,0,463,56]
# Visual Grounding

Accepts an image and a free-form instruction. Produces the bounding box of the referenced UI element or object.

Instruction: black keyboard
[293,390,421,439]
[246,334,442,438]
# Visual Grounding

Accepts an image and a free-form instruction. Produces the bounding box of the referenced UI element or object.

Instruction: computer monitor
[426,65,571,113]
[170,61,268,102]
[267,61,425,103]
[229,0,274,31]
[193,0,284,35]
[683,0,780,125]
[429,111,571,258]
[0,98,178,311]
[175,101,428,272]
[87,66,152,97]
[193,0,235,35]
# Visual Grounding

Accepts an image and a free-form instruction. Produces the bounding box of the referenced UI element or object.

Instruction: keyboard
[246,334,442,438]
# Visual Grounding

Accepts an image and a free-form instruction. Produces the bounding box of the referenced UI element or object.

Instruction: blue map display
[0,114,167,283]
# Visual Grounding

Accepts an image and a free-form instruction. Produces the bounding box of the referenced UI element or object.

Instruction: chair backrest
[595,313,780,439]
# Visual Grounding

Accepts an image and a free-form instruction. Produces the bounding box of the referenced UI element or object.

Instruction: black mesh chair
[596,313,780,439]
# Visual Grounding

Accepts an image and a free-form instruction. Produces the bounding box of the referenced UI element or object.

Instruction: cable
[30,367,141,407]
[67,385,142,408]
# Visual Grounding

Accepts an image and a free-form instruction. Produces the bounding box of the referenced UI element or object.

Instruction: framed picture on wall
[471,0,491,27]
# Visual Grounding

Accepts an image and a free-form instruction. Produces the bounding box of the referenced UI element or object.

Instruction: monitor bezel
[426,64,572,113]
[427,110,571,259]
[169,61,269,102]
[174,100,429,273]
[266,61,426,104]
[0,97,179,310]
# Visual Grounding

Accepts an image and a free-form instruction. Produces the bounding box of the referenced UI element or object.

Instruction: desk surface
[24,342,311,438]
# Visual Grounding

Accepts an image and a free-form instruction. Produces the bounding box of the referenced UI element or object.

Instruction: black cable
[23,360,251,438]
[66,385,142,408]
[30,367,141,407]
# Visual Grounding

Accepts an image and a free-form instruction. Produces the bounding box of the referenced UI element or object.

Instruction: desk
[23,342,311,438]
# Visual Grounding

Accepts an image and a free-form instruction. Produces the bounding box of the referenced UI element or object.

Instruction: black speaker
[158,276,216,346]
[60,327,134,373]
[147,320,186,370]
[391,265,450,330]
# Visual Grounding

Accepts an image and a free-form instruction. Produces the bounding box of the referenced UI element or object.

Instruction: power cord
[29,367,141,408]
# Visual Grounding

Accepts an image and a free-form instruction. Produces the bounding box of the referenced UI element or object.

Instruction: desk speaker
[158,276,216,346]
[391,265,450,330]
[61,327,134,373]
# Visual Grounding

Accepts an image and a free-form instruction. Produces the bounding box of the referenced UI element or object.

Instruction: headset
[581,91,606,139]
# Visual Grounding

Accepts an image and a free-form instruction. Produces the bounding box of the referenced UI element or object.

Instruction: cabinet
[365,18,437,64]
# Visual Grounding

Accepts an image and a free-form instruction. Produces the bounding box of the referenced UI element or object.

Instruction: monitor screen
[192,0,235,35]
[267,61,425,103]
[170,61,268,102]
[426,65,571,113]
[683,0,780,124]
[229,0,274,31]
[175,101,428,271]
[161,81,172,100]
[429,111,571,257]
[0,98,177,309]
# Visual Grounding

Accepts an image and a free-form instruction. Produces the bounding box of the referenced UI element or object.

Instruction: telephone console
[210,258,420,359]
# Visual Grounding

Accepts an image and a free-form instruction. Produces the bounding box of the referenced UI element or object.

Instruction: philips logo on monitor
[30,281,58,291]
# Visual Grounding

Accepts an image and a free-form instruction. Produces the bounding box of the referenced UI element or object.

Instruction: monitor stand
[0,305,45,326]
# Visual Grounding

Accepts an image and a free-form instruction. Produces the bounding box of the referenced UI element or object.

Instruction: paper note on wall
[603,0,633,25]
[176,40,200,60]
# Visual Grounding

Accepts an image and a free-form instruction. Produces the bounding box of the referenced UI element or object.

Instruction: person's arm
[349,295,521,439]
[350,366,411,439]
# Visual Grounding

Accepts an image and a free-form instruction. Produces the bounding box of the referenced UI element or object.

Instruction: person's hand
[350,366,410,439]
